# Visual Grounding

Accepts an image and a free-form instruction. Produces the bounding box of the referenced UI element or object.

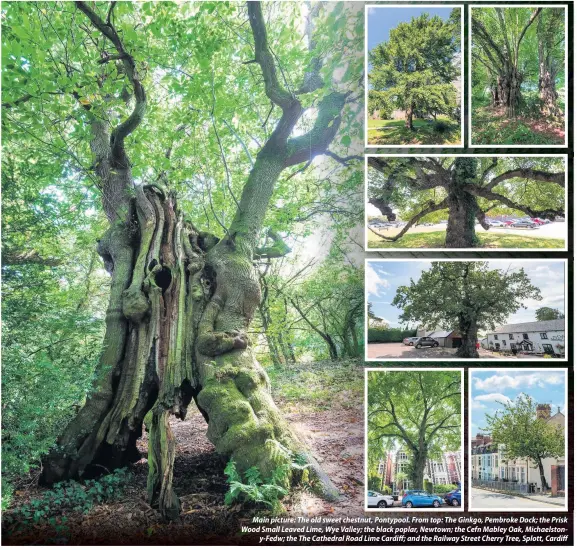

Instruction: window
[540,333,548,339]
[523,333,529,339]
[509,334,514,340]
[494,335,498,340]
[502,340,506,346]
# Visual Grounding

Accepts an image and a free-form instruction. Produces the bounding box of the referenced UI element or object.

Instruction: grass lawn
[367,116,461,145]
[368,230,565,249]
[471,104,565,145]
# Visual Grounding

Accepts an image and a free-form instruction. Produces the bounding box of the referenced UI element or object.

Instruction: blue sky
[367,260,565,330]
[367,6,457,52]
[470,370,566,436]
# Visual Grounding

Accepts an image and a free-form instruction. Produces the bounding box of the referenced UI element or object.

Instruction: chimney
[536,404,551,420]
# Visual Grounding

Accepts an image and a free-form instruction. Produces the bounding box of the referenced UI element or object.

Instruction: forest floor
[367,116,461,145]
[2,361,365,545]
[471,105,565,145]
[367,229,565,249]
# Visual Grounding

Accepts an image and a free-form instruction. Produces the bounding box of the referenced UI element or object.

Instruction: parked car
[367,491,395,508]
[503,219,516,226]
[531,218,546,225]
[510,220,537,229]
[488,220,506,227]
[444,488,461,507]
[402,490,443,508]
[555,216,565,222]
[403,337,420,346]
[414,337,439,349]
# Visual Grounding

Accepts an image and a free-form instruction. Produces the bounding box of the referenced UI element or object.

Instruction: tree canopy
[1,1,364,520]
[392,262,542,357]
[368,10,460,130]
[484,394,564,490]
[367,156,565,248]
[368,370,461,489]
[471,7,566,144]
[535,307,564,321]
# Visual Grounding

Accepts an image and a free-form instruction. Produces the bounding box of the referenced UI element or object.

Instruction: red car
[503,220,515,226]
[531,218,546,225]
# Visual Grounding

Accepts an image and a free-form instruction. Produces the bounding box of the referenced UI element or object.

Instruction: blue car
[401,490,443,508]
[444,488,461,507]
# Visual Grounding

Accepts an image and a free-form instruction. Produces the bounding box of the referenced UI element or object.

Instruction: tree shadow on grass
[368,118,461,146]
[472,106,565,145]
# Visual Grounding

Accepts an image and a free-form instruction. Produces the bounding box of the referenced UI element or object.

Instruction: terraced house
[471,405,566,495]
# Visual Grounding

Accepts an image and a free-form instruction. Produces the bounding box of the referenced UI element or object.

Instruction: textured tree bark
[537,17,560,119]
[410,452,427,490]
[445,158,480,248]
[41,1,346,519]
[537,459,549,490]
[405,103,414,130]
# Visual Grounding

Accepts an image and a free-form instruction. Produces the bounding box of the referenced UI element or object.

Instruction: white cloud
[470,400,486,410]
[366,262,389,297]
[474,393,512,405]
[473,373,564,392]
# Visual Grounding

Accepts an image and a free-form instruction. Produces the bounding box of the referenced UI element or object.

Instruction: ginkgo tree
[2,1,363,519]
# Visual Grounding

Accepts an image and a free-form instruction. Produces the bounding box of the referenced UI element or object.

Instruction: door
[557,466,565,491]
[543,344,554,354]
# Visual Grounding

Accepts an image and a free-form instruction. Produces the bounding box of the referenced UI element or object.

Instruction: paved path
[471,487,564,509]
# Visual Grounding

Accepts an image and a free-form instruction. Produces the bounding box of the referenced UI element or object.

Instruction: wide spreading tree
[368,370,461,490]
[471,7,565,118]
[2,1,363,519]
[368,11,460,129]
[392,262,542,358]
[535,307,564,321]
[367,156,565,248]
[484,394,564,490]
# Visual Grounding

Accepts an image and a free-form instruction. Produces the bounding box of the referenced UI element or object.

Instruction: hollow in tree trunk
[445,157,480,248]
[40,0,346,520]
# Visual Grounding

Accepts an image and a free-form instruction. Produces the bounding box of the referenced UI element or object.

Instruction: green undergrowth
[224,452,310,515]
[267,360,363,411]
[367,116,461,145]
[368,230,565,249]
[471,104,564,145]
[3,469,132,534]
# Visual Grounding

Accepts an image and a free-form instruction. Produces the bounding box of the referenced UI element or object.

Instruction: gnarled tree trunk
[41,0,347,520]
[445,158,480,248]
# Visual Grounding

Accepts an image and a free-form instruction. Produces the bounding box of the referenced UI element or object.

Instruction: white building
[485,319,564,356]
[471,405,565,493]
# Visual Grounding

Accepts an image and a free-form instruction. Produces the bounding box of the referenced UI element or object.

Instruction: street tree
[535,307,564,321]
[368,370,461,490]
[368,12,460,129]
[484,394,564,490]
[2,1,363,519]
[367,156,565,248]
[392,262,542,357]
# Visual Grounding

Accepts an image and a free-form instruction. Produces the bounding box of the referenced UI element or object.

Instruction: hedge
[368,328,417,343]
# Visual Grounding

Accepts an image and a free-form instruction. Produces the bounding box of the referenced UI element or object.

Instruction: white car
[488,220,505,227]
[367,491,395,508]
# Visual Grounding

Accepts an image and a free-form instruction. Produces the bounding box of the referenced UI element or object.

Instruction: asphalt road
[471,487,562,509]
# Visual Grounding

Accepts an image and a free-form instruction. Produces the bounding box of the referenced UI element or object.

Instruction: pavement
[471,487,565,509]
[369,221,566,240]
[366,342,496,359]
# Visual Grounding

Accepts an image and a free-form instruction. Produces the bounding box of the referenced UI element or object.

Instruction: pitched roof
[428,330,454,338]
[492,319,565,334]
